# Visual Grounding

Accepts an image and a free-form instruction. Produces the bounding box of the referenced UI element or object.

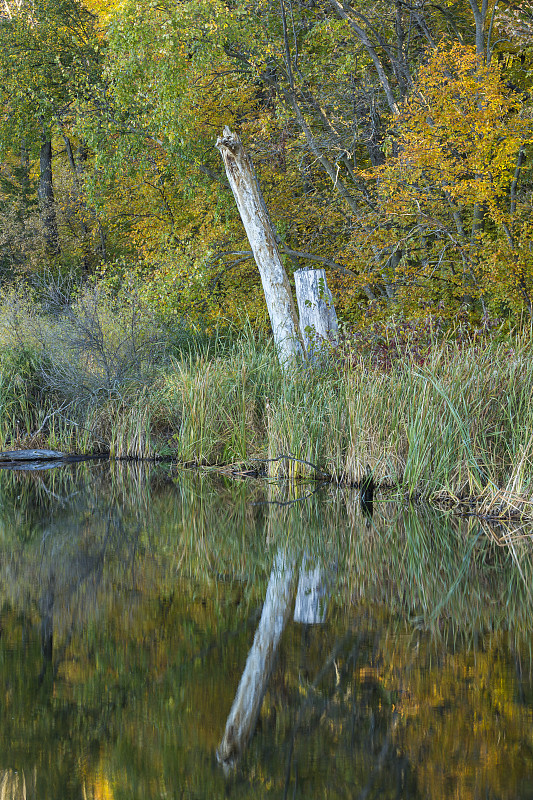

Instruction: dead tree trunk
[294,268,338,360]
[216,127,304,368]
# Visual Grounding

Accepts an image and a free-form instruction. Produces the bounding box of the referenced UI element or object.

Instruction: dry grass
[1,283,533,517]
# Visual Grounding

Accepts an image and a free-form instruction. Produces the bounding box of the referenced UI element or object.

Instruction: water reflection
[218,549,296,769]
[218,547,333,769]
[0,463,533,798]
[293,554,330,625]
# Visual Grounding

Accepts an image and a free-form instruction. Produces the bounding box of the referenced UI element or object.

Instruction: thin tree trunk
[328,0,400,116]
[283,88,364,219]
[216,127,304,367]
[61,133,92,272]
[20,141,31,199]
[468,0,489,60]
[97,220,107,263]
[38,135,60,256]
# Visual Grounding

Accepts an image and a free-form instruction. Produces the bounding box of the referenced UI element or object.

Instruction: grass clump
[0,344,48,448]
[1,279,533,517]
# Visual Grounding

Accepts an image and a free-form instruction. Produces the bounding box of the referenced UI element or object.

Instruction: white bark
[294,268,338,359]
[216,128,304,367]
[217,550,295,769]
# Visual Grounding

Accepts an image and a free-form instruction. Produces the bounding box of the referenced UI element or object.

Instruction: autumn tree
[360,43,533,317]
[0,0,104,267]
[7,0,526,326]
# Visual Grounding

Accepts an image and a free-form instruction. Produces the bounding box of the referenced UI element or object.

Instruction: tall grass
[1,283,533,514]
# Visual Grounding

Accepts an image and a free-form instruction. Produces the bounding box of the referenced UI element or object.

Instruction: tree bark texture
[216,127,304,367]
[38,136,60,255]
[294,268,338,359]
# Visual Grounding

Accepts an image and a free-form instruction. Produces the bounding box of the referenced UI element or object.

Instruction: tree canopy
[1,0,532,327]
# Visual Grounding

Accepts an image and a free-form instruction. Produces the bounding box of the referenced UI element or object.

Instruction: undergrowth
[1,279,532,518]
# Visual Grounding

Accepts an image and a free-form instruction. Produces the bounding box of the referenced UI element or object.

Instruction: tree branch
[210,246,358,279]
[328,0,400,115]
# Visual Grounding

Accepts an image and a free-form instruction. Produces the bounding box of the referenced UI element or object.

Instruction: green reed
[1,292,533,513]
[2,464,533,638]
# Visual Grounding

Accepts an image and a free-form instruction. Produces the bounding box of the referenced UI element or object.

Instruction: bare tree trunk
[294,268,338,360]
[216,127,304,368]
[38,135,60,256]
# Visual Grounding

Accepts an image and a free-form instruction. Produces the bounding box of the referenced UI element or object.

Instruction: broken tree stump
[294,268,338,360]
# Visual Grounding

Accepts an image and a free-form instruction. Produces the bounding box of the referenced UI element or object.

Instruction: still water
[1,461,533,799]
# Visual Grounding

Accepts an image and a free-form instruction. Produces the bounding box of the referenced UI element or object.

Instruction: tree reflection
[217,549,296,768]
[1,466,533,798]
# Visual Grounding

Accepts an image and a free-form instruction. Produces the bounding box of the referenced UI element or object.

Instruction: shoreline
[1,446,532,523]
[1,324,533,521]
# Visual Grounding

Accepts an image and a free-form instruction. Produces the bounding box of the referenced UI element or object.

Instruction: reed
[1,284,533,515]
[0,345,49,448]
[3,463,532,637]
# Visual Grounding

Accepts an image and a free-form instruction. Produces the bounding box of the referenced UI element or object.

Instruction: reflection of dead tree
[294,554,329,625]
[217,550,295,769]
[218,473,334,770]
[218,548,333,769]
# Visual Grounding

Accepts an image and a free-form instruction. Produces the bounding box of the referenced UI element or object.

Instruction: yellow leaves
[393,42,531,207]
[363,41,533,316]
[83,0,117,25]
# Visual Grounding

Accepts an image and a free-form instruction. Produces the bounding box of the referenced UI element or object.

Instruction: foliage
[1,0,532,327]
[0,159,45,275]
[0,0,105,270]
[364,42,533,318]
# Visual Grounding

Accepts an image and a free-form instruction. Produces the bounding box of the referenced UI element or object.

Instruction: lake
[1,461,533,799]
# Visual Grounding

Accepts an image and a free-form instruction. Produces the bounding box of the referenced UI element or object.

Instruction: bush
[1,276,169,405]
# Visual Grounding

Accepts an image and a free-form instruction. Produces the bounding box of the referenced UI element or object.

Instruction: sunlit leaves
[366,42,533,318]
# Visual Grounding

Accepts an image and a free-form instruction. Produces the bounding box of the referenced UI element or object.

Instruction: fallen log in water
[0,450,99,470]
[0,449,67,462]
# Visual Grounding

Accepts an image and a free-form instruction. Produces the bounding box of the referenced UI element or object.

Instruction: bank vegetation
[1,282,532,520]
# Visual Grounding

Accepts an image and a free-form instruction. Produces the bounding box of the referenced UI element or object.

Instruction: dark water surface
[1,462,533,799]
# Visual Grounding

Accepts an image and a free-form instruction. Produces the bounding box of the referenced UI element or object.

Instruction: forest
[0,0,533,508]
[1,0,532,323]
